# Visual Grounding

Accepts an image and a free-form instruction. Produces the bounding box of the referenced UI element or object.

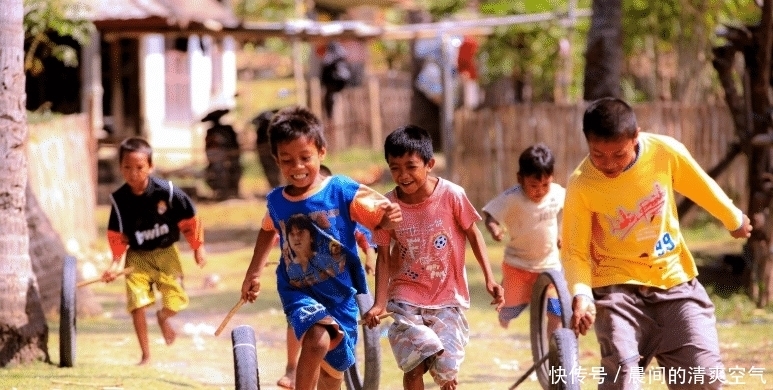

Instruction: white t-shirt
[482,182,565,271]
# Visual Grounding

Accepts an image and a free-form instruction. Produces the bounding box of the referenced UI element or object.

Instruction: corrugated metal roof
[83,0,238,29]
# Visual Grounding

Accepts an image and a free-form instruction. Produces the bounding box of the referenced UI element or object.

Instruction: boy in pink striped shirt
[363,125,504,390]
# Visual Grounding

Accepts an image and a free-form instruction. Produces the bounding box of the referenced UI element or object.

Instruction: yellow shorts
[124,245,189,313]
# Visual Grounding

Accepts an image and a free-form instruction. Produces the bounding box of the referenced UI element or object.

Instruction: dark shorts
[593,279,725,390]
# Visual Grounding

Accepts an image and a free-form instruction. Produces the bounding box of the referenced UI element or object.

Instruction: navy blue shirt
[108,177,196,250]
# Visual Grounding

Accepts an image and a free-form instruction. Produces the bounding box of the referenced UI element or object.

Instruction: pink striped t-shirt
[374,178,481,309]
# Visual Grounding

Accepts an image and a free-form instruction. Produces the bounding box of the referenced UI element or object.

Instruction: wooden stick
[358,312,393,325]
[215,298,246,336]
[77,267,133,288]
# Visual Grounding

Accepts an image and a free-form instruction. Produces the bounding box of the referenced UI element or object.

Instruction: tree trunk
[26,184,102,317]
[746,0,773,308]
[712,0,773,307]
[583,0,623,100]
[0,0,49,365]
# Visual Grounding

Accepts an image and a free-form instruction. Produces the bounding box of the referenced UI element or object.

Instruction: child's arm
[482,211,504,241]
[350,183,402,231]
[241,227,278,303]
[102,230,128,282]
[363,247,376,276]
[561,184,596,336]
[670,139,749,233]
[363,244,392,328]
[178,216,206,268]
[355,228,376,275]
[465,223,505,310]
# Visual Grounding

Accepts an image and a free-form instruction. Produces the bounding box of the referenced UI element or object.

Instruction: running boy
[102,137,206,365]
[276,165,377,390]
[363,125,505,390]
[239,106,401,390]
[562,97,752,388]
[481,143,565,335]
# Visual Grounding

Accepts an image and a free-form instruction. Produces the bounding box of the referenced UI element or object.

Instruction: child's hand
[378,202,402,230]
[731,214,753,239]
[487,224,504,241]
[193,248,207,268]
[364,260,375,276]
[488,283,505,310]
[101,262,122,282]
[362,305,387,329]
[240,275,261,303]
[570,294,596,337]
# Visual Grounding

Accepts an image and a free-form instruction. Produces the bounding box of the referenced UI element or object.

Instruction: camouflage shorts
[386,301,469,387]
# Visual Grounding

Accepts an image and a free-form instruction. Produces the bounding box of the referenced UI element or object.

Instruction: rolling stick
[215,298,246,336]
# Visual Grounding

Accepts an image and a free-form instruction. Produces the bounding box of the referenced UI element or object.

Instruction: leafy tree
[479,0,590,102]
[619,0,759,103]
[23,0,94,76]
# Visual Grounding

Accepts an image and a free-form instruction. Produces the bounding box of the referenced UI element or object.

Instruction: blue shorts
[287,295,358,372]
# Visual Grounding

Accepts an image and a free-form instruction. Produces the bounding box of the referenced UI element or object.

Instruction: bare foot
[138,355,150,366]
[441,378,458,390]
[277,374,295,389]
[499,317,510,329]
[156,310,177,345]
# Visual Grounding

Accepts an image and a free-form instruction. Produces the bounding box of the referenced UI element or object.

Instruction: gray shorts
[386,301,469,387]
[593,279,725,390]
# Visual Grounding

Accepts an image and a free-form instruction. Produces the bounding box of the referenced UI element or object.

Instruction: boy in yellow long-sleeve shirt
[562,97,752,389]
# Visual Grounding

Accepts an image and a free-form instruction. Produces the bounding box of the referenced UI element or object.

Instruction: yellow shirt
[561,132,743,298]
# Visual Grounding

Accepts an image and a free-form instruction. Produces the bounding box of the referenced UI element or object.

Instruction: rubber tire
[530,269,573,389]
[232,325,260,390]
[59,255,77,367]
[343,293,382,390]
[548,328,580,390]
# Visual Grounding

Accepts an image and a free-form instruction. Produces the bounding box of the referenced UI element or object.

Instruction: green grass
[15,148,773,389]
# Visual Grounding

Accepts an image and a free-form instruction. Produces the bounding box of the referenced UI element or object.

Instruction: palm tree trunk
[583,0,623,100]
[0,0,49,366]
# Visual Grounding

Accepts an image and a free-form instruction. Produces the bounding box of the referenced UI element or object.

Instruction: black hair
[118,137,153,165]
[268,106,326,157]
[518,143,555,179]
[384,125,433,163]
[319,164,332,176]
[582,97,638,141]
[285,214,317,241]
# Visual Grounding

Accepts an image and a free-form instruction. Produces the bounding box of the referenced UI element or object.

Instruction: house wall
[138,34,236,172]
[27,114,97,253]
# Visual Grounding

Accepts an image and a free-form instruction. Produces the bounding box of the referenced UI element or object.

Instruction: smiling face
[518,174,553,203]
[120,151,153,195]
[587,134,638,179]
[275,136,326,195]
[387,152,436,203]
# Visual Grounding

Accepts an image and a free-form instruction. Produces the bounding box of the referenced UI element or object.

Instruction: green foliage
[233,0,296,21]
[416,0,467,19]
[477,0,590,101]
[619,0,760,102]
[23,0,94,76]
